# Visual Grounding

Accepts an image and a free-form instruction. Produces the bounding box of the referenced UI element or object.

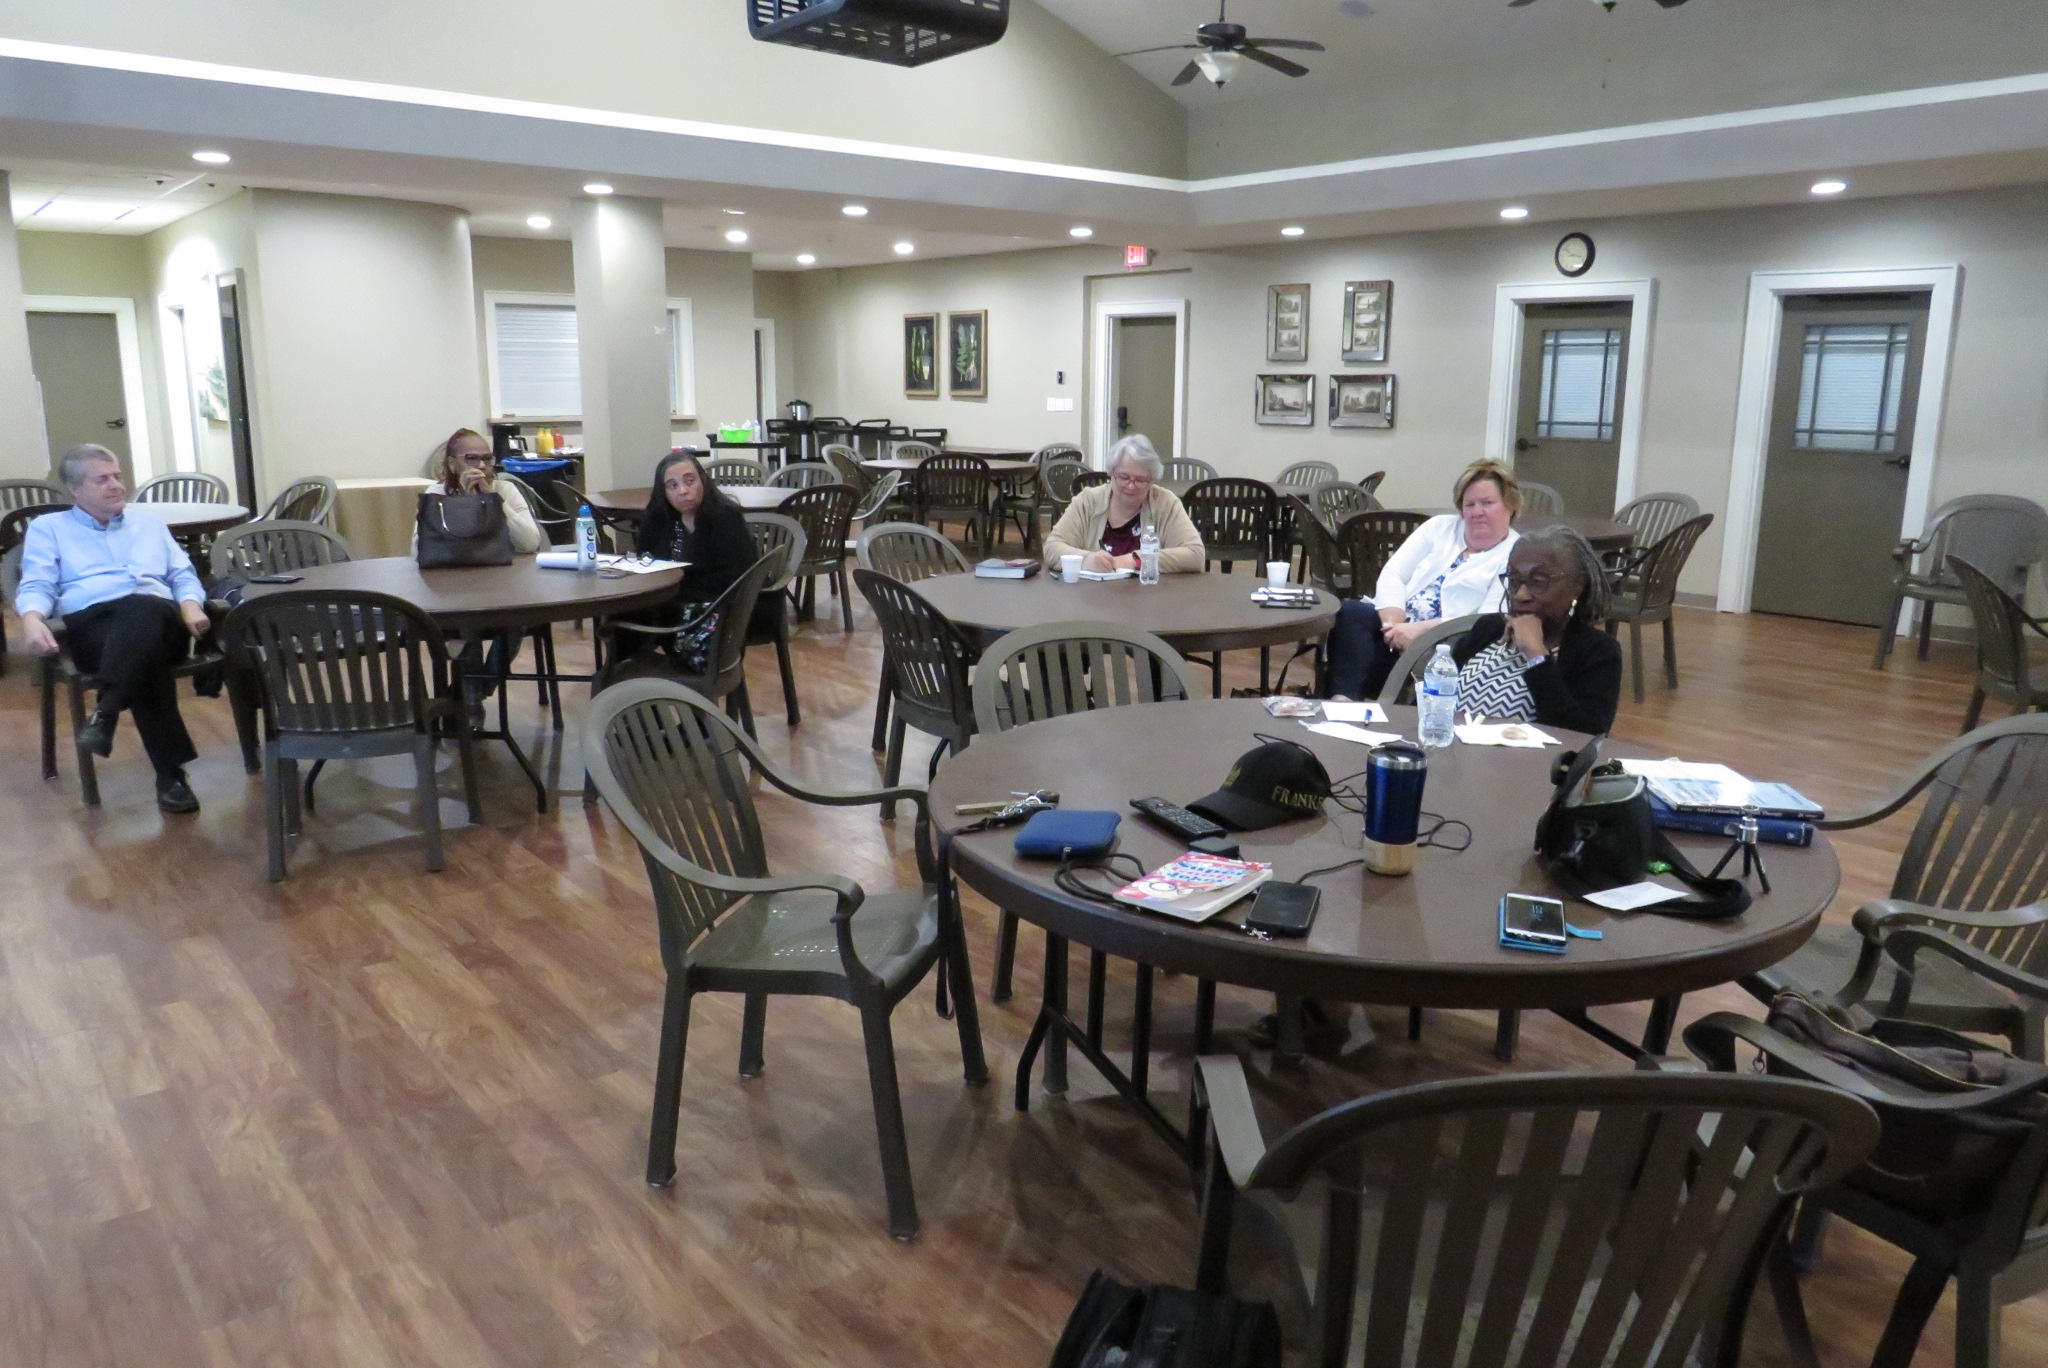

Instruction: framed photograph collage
[904,310,989,399]
[1253,278,1397,429]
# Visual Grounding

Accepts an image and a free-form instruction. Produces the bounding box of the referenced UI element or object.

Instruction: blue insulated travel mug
[1364,741,1428,875]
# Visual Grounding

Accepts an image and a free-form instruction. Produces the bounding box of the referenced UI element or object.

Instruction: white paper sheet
[1318,701,1387,723]
[1582,881,1689,911]
[536,552,685,573]
[1301,721,1405,746]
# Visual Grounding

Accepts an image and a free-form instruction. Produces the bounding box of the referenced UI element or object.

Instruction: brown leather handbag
[416,491,513,568]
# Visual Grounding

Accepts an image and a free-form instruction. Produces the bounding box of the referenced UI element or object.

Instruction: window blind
[1536,327,1622,441]
[493,302,580,417]
[1793,323,1910,452]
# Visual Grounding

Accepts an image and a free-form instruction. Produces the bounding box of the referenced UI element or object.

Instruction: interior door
[1113,315,1176,456]
[1751,293,1928,625]
[26,311,130,479]
[1513,301,1631,516]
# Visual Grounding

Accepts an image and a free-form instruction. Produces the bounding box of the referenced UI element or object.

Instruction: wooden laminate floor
[0,578,2030,1367]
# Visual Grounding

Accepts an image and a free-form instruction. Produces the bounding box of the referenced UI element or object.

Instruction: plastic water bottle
[1418,643,1459,748]
[1137,524,1161,585]
[575,505,598,574]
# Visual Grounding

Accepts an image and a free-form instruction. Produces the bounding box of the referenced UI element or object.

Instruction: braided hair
[1513,525,1608,630]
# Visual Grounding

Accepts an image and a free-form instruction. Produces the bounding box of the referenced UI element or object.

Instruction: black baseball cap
[1187,739,1332,831]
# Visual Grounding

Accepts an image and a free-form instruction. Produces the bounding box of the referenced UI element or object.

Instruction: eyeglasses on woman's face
[1500,571,1558,595]
[1111,471,1154,489]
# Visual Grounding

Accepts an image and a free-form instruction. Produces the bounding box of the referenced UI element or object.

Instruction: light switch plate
[1046,397,1075,412]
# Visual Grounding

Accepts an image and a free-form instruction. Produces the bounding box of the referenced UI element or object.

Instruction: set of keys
[952,789,1060,832]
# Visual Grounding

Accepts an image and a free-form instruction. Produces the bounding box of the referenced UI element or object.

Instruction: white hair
[58,443,120,488]
[1106,434,1164,479]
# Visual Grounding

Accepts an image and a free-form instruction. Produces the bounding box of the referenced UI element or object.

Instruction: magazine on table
[1618,759,1824,820]
[1113,853,1273,922]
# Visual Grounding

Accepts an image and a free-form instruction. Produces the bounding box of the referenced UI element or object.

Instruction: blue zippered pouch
[1014,810,1121,859]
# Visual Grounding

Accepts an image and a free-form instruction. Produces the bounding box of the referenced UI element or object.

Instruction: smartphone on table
[1499,894,1568,954]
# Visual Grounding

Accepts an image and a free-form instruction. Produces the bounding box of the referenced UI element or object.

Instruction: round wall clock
[1554,232,1595,277]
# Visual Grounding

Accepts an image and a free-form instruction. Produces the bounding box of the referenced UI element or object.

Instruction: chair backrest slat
[856,521,972,582]
[1312,480,1378,528]
[1182,477,1279,563]
[913,454,990,510]
[1518,481,1565,516]
[852,469,904,522]
[226,590,443,738]
[704,457,768,487]
[780,484,859,573]
[1625,514,1714,614]
[211,519,352,578]
[0,478,71,516]
[1615,491,1701,549]
[1162,457,1218,485]
[766,461,839,490]
[819,444,867,489]
[0,501,72,558]
[853,569,977,730]
[972,621,1198,734]
[1336,511,1431,594]
[1277,460,1340,490]
[744,513,808,595]
[260,476,337,525]
[1952,553,2041,706]
[135,472,230,504]
[1919,495,2048,598]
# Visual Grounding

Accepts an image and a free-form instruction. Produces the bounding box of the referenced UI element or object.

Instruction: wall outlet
[1046,397,1075,412]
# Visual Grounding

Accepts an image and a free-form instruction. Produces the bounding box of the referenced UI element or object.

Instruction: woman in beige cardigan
[1042,435,1205,574]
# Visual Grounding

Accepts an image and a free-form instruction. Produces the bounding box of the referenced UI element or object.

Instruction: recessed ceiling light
[893,241,915,255]
[1069,226,1094,238]
[526,214,552,230]
[1499,205,1530,220]
[724,228,750,244]
[1810,179,1848,196]
[722,208,746,216]
[582,182,614,195]
[796,253,817,266]
[1280,225,1306,237]
[843,204,869,217]
[191,150,231,165]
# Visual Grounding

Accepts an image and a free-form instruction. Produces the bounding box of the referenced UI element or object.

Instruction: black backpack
[1048,1271,1281,1368]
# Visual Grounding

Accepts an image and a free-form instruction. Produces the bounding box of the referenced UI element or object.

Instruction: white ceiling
[10,165,237,233]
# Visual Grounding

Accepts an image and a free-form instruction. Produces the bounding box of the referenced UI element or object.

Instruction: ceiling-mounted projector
[748,0,1008,67]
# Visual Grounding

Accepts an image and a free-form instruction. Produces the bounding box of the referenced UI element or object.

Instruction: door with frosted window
[1751,293,1927,625]
[1513,302,1631,516]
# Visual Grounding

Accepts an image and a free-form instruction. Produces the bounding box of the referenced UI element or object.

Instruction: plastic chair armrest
[1852,897,2048,938]
[1883,926,2048,1007]
[1195,1055,1269,1190]
[631,836,864,911]
[1635,1054,1706,1074]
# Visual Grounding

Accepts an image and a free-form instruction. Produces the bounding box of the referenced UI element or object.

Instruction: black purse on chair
[1535,738,1750,920]
[416,491,514,568]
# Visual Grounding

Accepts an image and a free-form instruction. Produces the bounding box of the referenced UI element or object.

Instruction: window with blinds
[1792,322,1910,452]
[1534,327,1623,441]
[484,293,696,420]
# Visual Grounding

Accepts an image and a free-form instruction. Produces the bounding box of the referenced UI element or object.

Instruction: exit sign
[1125,245,1154,269]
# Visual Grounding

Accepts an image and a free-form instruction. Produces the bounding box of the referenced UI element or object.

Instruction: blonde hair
[1453,459,1522,513]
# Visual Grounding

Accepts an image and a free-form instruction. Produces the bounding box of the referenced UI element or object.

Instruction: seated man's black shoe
[155,769,200,815]
[77,710,116,758]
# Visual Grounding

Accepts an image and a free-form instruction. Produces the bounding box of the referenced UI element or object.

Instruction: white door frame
[1091,297,1188,468]
[752,318,777,423]
[1484,278,1657,511]
[23,294,156,482]
[1716,265,1962,615]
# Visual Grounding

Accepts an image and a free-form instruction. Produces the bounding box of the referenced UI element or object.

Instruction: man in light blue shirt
[15,445,211,813]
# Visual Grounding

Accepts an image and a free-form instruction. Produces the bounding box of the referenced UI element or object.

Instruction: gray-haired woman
[1041,434,1205,574]
[1447,525,1623,735]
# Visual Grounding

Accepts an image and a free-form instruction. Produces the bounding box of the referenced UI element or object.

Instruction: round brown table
[148,501,250,536]
[910,571,1337,659]
[241,555,684,810]
[1395,509,1636,555]
[861,457,1034,475]
[929,699,1833,1149]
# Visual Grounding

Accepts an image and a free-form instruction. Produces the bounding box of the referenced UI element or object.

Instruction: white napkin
[1453,722,1560,748]
[1302,721,1405,745]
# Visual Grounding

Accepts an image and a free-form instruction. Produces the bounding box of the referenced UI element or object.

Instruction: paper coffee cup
[1061,554,1083,583]
[1265,561,1290,588]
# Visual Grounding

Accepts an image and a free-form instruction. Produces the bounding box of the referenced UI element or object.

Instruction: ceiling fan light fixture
[1195,49,1241,85]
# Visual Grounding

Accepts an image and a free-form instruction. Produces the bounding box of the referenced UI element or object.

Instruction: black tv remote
[1130,796,1228,843]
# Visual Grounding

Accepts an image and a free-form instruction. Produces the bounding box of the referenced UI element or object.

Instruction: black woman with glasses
[1449,525,1622,735]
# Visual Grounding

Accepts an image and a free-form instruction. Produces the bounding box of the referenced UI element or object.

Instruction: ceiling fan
[1508,0,1690,9]
[1113,1,1326,88]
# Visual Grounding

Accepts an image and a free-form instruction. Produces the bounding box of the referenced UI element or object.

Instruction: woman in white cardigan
[1325,460,1523,699]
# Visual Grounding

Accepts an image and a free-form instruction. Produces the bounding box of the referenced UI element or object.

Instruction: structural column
[0,170,50,476]
[571,195,671,493]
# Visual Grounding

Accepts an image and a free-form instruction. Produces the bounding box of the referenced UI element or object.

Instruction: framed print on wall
[1255,373,1316,426]
[1341,279,1391,364]
[947,310,987,398]
[1329,373,1395,429]
[1266,283,1309,363]
[904,313,939,398]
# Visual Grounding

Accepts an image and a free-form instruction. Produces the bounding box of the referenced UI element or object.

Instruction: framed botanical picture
[1266,283,1309,363]
[1329,373,1395,429]
[1341,279,1392,364]
[1255,373,1316,426]
[947,310,987,398]
[904,313,939,398]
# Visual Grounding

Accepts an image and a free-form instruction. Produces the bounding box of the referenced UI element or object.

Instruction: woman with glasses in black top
[1446,525,1623,736]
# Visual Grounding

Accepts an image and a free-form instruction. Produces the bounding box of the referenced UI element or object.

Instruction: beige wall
[785,184,2048,604]
[1187,0,2048,177]
[0,173,50,478]
[751,271,800,419]
[142,193,258,491]
[0,0,1184,178]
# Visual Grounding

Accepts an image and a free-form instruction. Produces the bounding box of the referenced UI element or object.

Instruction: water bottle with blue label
[1137,524,1161,585]
[1418,642,1459,748]
[575,505,598,574]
